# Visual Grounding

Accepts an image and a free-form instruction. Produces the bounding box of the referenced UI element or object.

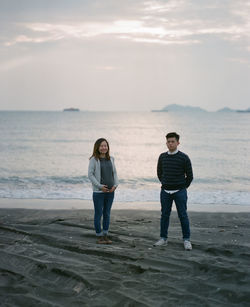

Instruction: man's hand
[101,185,109,192]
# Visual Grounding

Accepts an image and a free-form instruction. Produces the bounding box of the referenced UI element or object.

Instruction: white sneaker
[184,240,192,250]
[153,238,168,246]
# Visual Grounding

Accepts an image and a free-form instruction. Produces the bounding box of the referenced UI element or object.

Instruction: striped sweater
[157,151,193,190]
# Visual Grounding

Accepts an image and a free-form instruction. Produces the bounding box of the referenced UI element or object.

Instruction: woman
[88,138,118,244]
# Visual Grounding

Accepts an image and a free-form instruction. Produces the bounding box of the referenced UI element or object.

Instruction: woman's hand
[101,185,109,192]
[109,186,116,193]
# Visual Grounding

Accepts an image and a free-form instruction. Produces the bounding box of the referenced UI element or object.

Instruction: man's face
[166,137,179,152]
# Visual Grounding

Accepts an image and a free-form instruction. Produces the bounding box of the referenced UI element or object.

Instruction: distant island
[218,107,250,113]
[217,107,235,112]
[63,108,80,112]
[152,104,206,112]
[152,109,168,112]
[152,104,250,113]
[236,108,250,113]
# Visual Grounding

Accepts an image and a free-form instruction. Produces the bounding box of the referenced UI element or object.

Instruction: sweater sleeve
[185,155,193,188]
[88,157,103,189]
[157,154,162,182]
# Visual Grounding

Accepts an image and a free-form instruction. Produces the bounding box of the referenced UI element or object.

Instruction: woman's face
[99,141,109,155]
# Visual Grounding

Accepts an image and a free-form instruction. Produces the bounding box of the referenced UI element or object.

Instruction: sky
[1,0,250,112]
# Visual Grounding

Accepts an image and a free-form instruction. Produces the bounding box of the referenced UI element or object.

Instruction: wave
[0,176,89,185]
[0,175,249,186]
[194,176,250,184]
[0,188,249,206]
[0,176,249,206]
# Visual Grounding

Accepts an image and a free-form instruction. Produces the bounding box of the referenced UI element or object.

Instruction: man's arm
[157,155,162,182]
[185,156,193,188]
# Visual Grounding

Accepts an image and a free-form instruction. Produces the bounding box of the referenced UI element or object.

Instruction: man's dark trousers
[160,188,190,240]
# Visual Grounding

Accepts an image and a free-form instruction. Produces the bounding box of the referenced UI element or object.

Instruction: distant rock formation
[217,107,235,112]
[152,104,206,112]
[152,104,250,113]
[63,108,80,112]
[218,107,250,113]
[236,108,250,113]
[151,109,168,112]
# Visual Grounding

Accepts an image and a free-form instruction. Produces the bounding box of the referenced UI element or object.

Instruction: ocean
[0,111,249,207]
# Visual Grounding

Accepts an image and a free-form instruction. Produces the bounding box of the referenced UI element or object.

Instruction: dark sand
[0,208,250,306]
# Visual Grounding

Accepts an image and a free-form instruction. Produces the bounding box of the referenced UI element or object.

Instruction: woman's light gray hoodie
[88,156,119,192]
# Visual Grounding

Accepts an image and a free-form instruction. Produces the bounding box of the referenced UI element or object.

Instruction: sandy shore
[1,198,250,212]
[0,202,250,306]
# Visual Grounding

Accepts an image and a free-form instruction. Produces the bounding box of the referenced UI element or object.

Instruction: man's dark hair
[166,132,180,141]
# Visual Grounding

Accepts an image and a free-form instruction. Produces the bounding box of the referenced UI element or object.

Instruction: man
[154,132,193,250]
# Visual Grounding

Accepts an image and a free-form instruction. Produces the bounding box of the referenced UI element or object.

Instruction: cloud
[126,37,200,45]
[5,33,64,46]
[227,57,250,66]
[143,0,186,13]
[1,0,250,112]
[5,20,199,46]
[95,66,120,70]
[0,56,33,72]
[2,0,250,49]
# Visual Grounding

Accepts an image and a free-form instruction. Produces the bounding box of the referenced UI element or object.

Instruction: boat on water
[63,108,80,112]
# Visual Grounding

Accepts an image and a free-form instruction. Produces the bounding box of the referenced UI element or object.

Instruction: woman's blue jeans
[93,192,114,236]
[160,188,190,240]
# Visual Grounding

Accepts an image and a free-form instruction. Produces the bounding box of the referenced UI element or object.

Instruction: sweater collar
[167,149,179,155]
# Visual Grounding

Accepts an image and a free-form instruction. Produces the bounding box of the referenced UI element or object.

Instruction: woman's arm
[88,157,103,189]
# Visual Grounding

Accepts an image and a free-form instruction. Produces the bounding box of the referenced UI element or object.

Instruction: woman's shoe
[103,235,112,244]
[97,236,106,244]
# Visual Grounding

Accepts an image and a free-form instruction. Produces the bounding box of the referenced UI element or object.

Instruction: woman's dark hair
[90,138,110,160]
[166,132,180,141]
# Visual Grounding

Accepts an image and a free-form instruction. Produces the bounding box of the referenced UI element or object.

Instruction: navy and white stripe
[157,151,193,190]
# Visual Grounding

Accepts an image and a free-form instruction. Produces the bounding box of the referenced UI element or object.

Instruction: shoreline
[0,198,250,212]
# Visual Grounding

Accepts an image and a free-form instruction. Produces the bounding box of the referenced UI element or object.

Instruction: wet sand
[0,204,250,306]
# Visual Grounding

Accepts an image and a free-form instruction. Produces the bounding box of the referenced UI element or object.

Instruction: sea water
[0,111,249,207]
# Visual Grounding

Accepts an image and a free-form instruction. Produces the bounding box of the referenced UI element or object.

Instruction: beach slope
[0,208,249,306]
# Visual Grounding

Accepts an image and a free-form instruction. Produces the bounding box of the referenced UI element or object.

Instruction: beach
[0,200,249,306]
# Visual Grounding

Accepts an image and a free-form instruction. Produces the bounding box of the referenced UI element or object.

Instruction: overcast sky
[1,0,250,111]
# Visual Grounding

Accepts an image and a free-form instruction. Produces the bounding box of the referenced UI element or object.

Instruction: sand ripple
[0,209,250,306]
